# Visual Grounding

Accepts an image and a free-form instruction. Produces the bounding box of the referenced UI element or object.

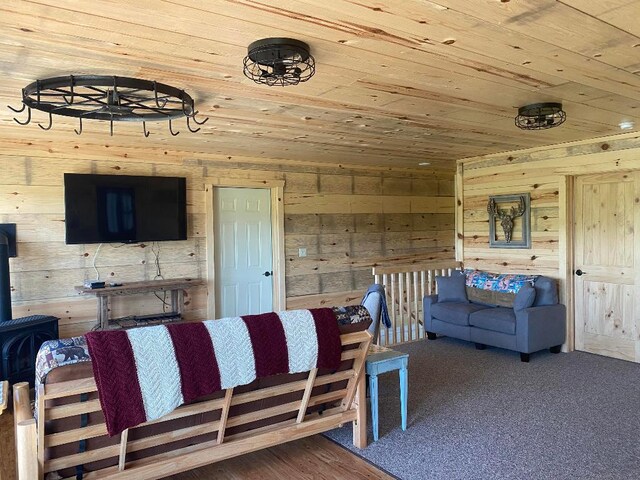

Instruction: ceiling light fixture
[243,38,315,86]
[418,162,431,166]
[619,121,635,130]
[7,75,208,137]
[515,102,566,130]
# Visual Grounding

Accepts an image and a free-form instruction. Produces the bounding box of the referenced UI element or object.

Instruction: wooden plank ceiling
[0,0,639,169]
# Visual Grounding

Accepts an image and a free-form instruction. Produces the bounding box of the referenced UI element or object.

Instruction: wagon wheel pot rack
[7,75,209,136]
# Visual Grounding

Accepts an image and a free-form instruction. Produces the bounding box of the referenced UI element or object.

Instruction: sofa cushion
[431,302,486,326]
[533,276,558,306]
[513,284,536,312]
[469,307,517,335]
[436,271,468,303]
[466,287,515,308]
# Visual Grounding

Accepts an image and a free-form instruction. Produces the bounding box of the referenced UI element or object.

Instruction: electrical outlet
[298,248,307,257]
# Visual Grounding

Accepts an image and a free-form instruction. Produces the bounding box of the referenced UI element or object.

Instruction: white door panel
[214,187,273,318]
[221,284,238,319]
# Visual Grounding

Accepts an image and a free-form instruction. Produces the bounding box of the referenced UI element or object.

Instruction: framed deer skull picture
[487,193,531,248]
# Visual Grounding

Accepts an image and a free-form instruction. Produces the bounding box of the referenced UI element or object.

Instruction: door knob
[263,271,273,277]
[575,269,585,276]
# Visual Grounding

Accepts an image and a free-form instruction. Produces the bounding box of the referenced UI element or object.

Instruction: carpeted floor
[325,337,640,480]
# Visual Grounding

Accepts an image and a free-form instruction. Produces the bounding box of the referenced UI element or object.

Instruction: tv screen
[64,173,187,244]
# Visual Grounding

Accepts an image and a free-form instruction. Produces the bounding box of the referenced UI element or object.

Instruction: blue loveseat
[423,270,566,362]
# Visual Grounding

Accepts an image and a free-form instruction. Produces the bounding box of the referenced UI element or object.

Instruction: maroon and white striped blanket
[85,308,341,436]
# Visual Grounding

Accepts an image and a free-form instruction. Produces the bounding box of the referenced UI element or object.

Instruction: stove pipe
[0,233,12,321]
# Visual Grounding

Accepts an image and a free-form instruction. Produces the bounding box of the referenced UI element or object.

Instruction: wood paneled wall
[459,131,640,302]
[284,169,454,308]
[3,155,209,338]
[1,139,454,337]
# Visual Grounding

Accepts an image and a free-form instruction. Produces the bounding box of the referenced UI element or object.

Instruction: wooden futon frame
[14,329,371,479]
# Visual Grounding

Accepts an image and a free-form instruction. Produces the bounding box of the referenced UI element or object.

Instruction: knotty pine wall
[2,140,454,338]
[284,170,454,308]
[4,154,209,338]
[458,131,640,303]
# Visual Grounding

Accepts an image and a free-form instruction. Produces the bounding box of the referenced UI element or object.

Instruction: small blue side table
[365,345,409,441]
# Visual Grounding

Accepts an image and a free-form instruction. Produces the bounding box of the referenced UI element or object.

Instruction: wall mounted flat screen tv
[64,173,187,244]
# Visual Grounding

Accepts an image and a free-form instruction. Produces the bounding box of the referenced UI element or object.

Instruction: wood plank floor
[0,408,392,480]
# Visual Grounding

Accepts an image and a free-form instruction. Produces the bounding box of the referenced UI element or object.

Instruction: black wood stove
[0,224,58,385]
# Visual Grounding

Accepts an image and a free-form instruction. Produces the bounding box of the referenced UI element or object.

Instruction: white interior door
[214,187,273,318]
[574,172,640,362]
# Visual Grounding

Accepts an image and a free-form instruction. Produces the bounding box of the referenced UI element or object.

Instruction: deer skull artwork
[487,196,526,243]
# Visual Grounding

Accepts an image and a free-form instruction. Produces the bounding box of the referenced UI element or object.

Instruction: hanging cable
[152,242,169,311]
[92,243,103,281]
[152,242,164,280]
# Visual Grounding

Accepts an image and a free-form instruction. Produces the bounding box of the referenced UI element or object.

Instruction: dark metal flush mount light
[7,75,208,136]
[243,38,315,86]
[515,102,566,130]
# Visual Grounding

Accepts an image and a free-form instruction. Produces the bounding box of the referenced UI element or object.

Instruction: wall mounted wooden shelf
[76,278,206,330]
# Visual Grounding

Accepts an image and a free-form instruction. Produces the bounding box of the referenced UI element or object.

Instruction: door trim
[559,175,575,352]
[204,178,286,319]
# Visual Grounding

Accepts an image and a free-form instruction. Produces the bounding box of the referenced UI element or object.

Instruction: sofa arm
[515,304,566,353]
[423,295,438,331]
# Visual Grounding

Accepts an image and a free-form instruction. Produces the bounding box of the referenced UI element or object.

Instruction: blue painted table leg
[369,373,379,441]
[399,363,408,431]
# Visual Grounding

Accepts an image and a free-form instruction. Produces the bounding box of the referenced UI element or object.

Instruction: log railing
[372,261,462,346]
